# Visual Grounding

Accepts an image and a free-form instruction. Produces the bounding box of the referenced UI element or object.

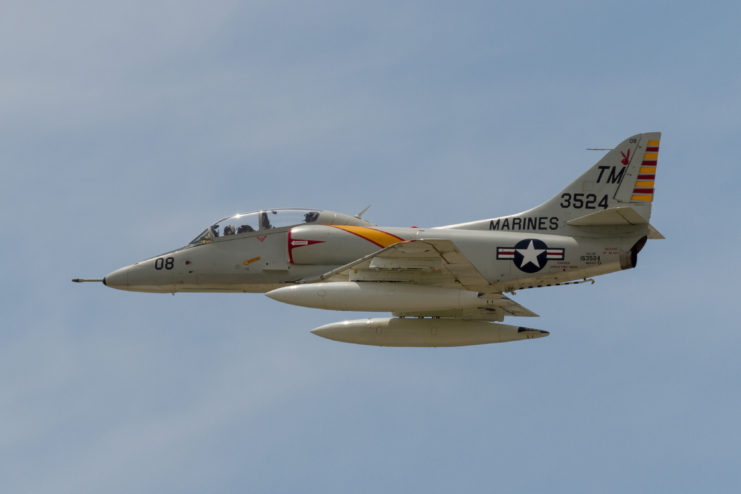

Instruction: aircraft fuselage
[104,222,645,294]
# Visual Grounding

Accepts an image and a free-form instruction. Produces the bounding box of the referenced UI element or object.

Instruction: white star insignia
[517,240,545,268]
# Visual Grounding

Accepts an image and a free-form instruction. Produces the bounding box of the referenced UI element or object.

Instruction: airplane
[74,132,663,347]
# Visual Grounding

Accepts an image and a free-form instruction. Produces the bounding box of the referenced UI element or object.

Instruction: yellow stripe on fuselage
[330,225,404,248]
[643,152,658,160]
[647,140,660,146]
[635,180,655,187]
[640,166,656,174]
[631,194,653,202]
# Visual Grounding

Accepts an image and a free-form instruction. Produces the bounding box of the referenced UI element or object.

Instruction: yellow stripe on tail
[631,139,660,202]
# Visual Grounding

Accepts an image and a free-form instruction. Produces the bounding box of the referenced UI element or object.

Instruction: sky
[2,1,740,492]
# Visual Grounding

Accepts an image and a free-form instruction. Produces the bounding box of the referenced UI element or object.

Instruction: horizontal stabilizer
[567,206,649,226]
[648,224,665,239]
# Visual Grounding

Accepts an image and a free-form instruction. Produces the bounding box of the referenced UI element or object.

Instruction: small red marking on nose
[185,260,191,265]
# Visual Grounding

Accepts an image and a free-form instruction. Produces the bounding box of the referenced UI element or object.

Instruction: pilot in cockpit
[260,212,272,229]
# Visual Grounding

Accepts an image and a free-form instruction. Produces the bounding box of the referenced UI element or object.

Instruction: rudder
[613,133,661,204]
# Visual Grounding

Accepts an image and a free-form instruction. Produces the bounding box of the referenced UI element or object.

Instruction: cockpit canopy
[189,207,385,246]
[190,209,322,245]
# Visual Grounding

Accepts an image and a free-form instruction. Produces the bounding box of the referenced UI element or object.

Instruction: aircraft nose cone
[104,266,129,290]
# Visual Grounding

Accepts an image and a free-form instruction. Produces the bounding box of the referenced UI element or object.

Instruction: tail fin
[479,132,662,233]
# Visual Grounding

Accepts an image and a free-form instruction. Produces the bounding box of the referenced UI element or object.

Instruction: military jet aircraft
[75,132,663,347]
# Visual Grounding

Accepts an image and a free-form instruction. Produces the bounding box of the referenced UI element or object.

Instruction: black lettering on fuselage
[489,216,559,231]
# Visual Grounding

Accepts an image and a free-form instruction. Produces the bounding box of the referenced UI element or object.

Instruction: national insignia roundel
[496,239,565,273]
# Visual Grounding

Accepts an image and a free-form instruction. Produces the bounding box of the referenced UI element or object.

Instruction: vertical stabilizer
[530,132,662,222]
[443,132,662,232]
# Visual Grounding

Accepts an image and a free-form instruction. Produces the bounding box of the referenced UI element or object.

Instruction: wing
[318,239,489,289]
[309,239,537,321]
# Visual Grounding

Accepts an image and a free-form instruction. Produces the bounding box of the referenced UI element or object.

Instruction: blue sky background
[2,1,740,492]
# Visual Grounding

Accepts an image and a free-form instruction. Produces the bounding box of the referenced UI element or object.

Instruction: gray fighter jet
[75,132,663,347]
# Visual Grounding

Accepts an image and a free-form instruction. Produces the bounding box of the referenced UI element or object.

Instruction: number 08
[154,257,175,270]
